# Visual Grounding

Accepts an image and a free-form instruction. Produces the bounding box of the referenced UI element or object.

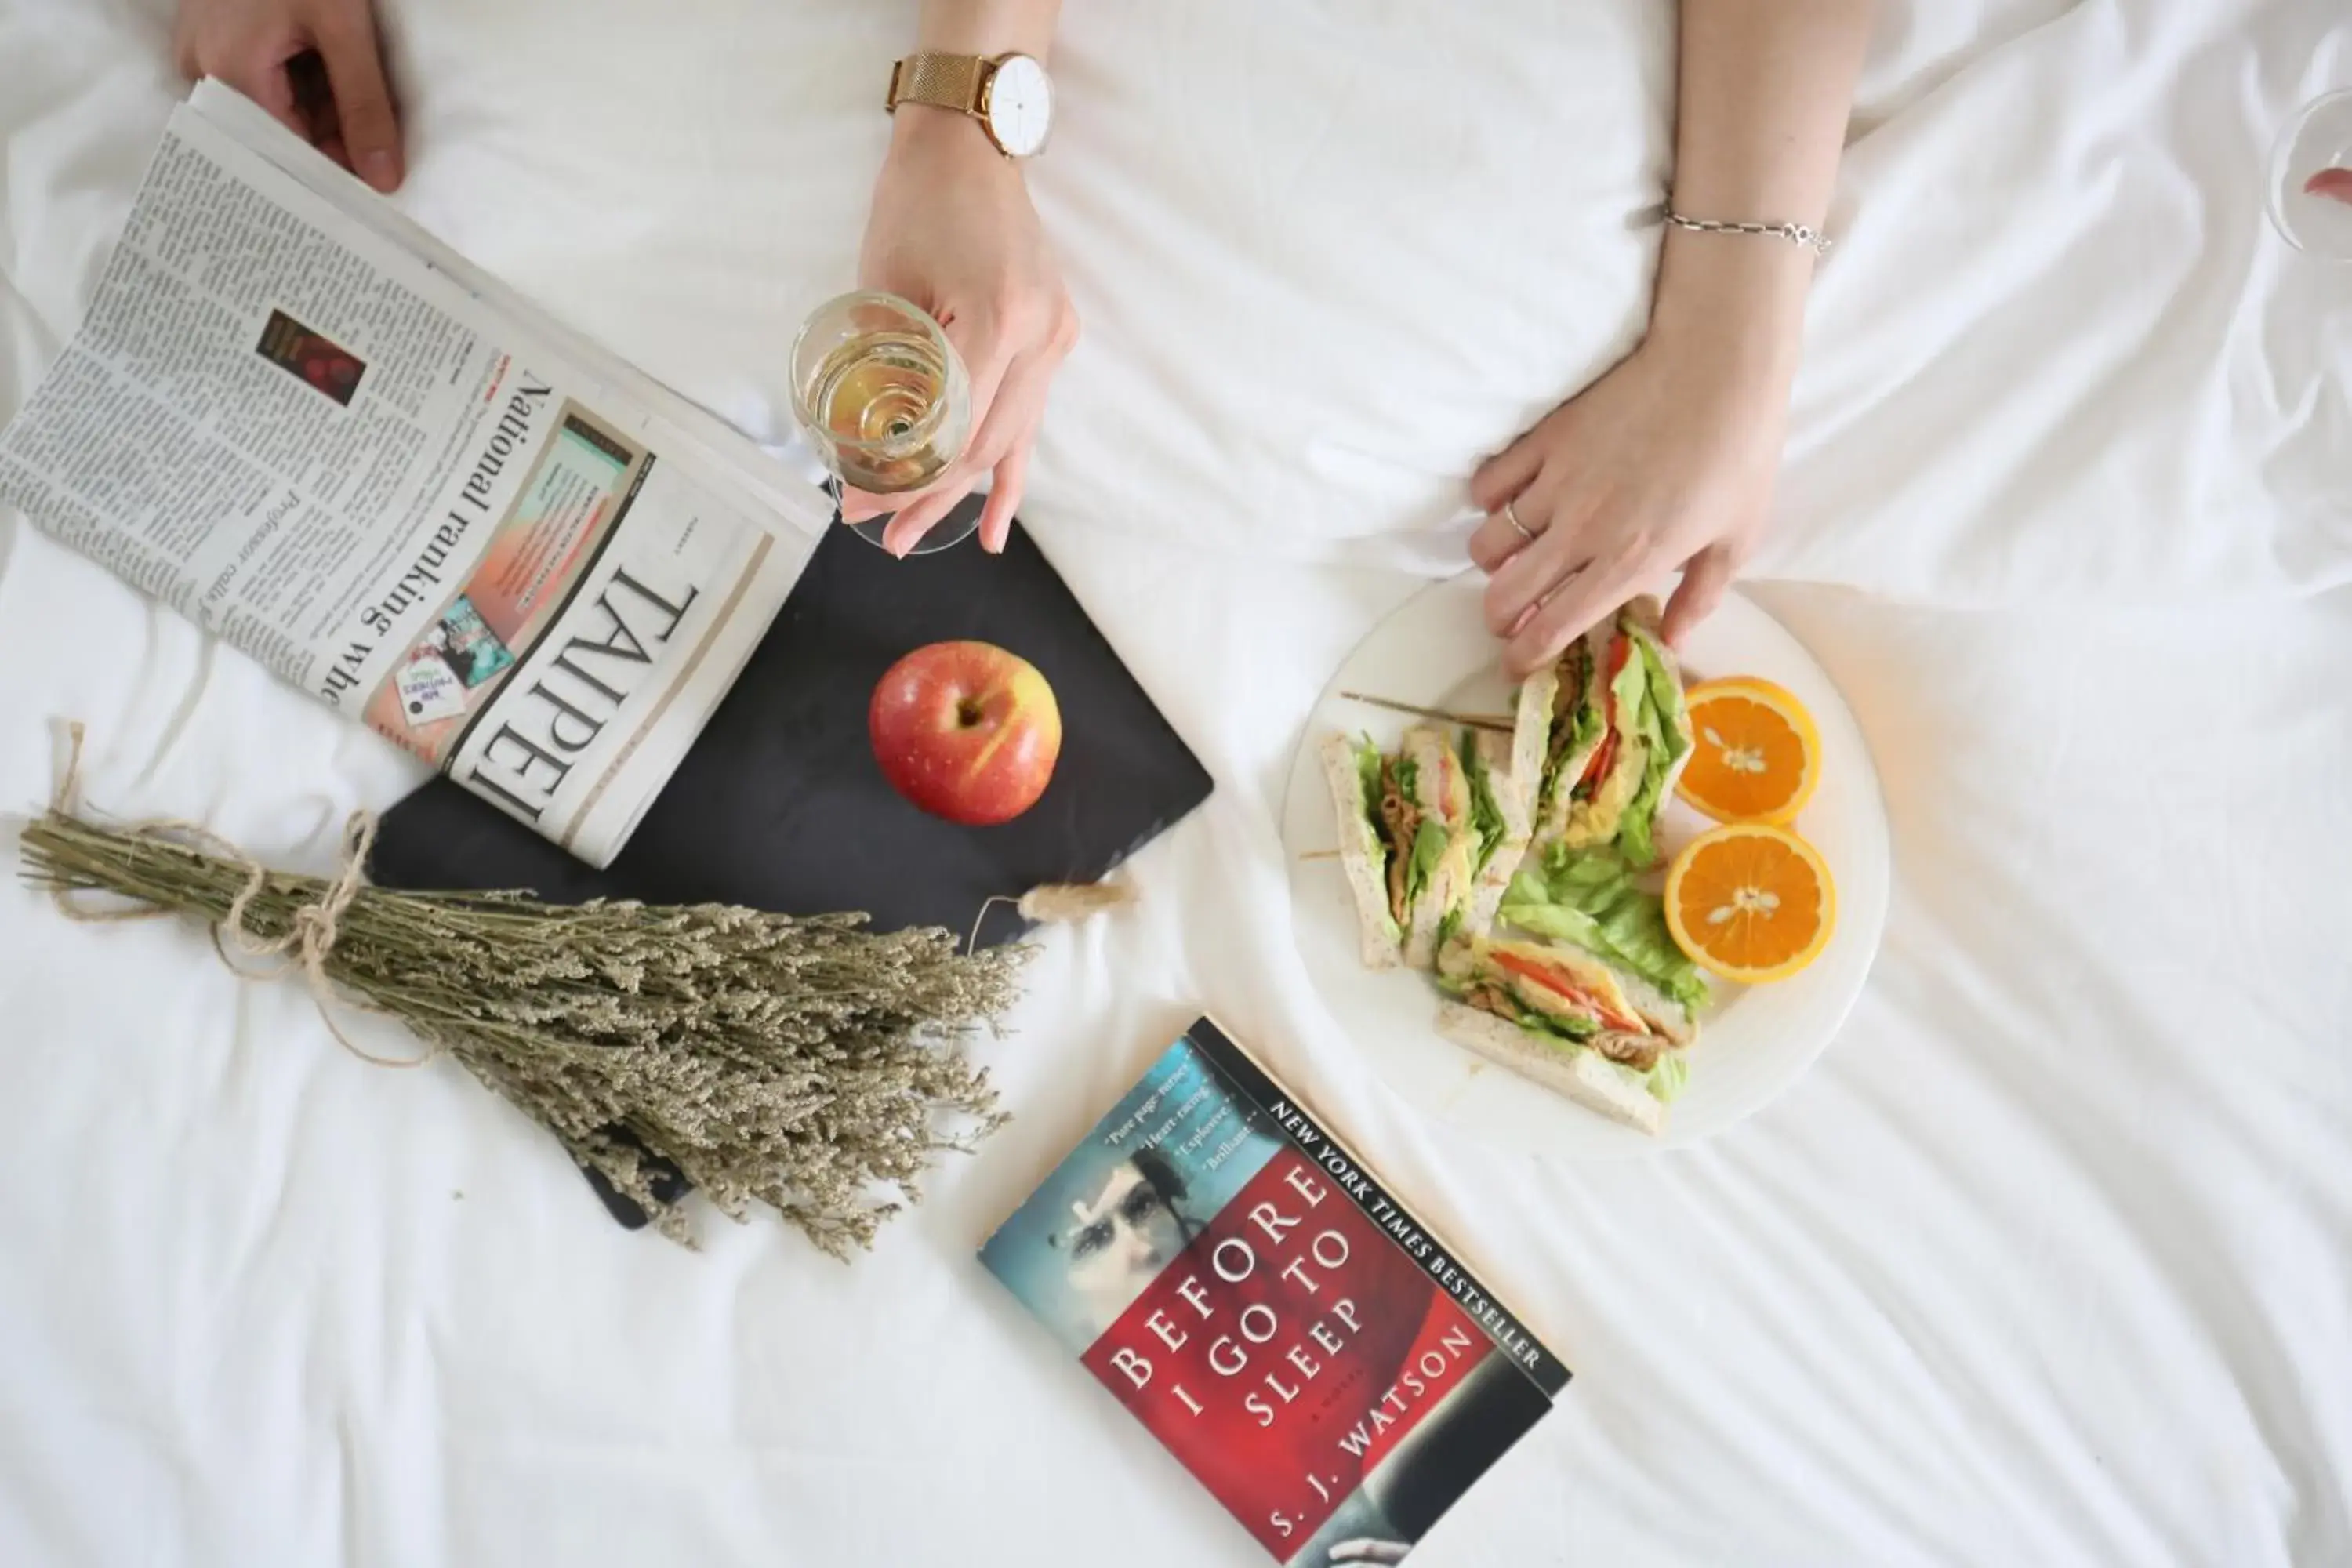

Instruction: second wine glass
[2270,89,2352,262]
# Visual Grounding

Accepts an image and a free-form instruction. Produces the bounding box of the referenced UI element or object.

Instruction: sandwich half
[1494,843,1708,1044]
[1435,935,1693,1135]
[1318,724,1475,970]
[1324,723,1526,970]
[1435,1000,1669,1135]
[1523,596,1695,869]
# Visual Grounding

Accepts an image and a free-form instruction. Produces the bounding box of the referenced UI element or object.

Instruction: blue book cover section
[981,1033,1281,1356]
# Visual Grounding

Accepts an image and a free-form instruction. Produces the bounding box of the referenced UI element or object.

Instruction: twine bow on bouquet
[18,727,1028,1254]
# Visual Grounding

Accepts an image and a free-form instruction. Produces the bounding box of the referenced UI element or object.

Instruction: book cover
[981,1017,1566,1565]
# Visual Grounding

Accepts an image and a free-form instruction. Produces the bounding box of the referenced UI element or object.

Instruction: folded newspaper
[0,82,837,866]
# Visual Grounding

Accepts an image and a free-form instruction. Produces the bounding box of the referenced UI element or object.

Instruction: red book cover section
[979,1018,1566,1566]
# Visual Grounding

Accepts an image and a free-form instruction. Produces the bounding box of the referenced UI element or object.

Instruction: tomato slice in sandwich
[1431,748,1455,825]
[1487,948,1647,1036]
[1577,730,1619,793]
[1572,634,1634,796]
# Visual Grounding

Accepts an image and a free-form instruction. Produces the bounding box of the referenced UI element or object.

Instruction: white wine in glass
[2269,89,2352,262]
[789,290,974,495]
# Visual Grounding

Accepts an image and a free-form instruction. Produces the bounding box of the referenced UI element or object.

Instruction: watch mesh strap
[888,53,988,114]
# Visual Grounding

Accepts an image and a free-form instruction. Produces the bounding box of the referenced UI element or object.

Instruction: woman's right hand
[841,107,1079,557]
[173,0,402,192]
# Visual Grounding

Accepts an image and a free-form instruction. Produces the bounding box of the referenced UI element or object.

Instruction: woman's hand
[1465,332,1787,673]
[1467,237,1808,673]
[841,108,1078,556]
[173,0,401,192]
[1471,0,1872,672]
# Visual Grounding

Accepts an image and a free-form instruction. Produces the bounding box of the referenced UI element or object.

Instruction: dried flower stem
[19,808,1027,1254]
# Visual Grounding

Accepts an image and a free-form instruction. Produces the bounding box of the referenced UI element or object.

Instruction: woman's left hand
[1465,321,1794,676]
[173,0,401,191]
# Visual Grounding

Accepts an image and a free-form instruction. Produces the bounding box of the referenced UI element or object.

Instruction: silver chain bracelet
[1664,207,1833,256]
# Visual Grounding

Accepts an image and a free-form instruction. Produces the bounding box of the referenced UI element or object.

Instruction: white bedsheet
[2,2,2347,1564]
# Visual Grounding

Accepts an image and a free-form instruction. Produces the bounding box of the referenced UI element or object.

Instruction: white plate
[1279,580,1889,1156]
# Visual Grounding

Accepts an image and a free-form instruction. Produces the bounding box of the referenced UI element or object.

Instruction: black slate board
[368,501,1213,1227]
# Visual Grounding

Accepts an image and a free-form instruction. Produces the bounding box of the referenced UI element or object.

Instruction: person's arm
[174,0,402,192]
[841,0,1077,556]
[1468,0,1874,670]
[900,0,1060,60]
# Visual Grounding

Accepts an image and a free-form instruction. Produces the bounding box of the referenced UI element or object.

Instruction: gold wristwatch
[885,51,1054,158]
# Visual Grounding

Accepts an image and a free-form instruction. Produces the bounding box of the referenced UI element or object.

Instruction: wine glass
[789,290,980,553]
[2268,89,2352,261]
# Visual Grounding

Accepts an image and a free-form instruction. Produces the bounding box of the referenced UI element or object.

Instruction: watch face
[986,54,1052,156]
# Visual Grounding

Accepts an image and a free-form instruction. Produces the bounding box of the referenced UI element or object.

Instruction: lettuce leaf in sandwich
[1406,815,1450,909]
[1434,960,1597,1040]
[1436,935,1689,1103]
[1498,845,1709,1013]
[1613,620,1692,869]
[1353,735,1385,841]
[1459,730,1509,877]
[1434,903,1464,956]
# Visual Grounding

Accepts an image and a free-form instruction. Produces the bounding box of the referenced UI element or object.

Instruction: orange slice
[1663,822,1835,984]
[1675,677,1821,826]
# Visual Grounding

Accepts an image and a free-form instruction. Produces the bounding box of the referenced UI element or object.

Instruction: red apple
[869,640,1062,826]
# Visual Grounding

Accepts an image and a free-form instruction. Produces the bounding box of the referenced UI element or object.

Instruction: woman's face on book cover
[1065,1160,1188,1329]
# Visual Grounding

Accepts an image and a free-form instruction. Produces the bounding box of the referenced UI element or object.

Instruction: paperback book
[981,1017,1567,1565]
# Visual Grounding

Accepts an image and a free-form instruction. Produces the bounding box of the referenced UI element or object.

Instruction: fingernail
[361,149,398,191]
